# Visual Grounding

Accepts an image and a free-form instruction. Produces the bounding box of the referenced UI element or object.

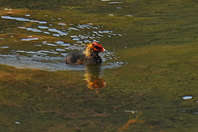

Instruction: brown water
[1,0,198,132]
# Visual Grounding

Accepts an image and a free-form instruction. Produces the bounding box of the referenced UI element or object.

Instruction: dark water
[1,0,198,132]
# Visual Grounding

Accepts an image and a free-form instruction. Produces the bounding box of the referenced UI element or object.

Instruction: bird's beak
[102,48,105,52]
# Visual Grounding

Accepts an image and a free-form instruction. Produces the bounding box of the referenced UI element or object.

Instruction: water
[1,0,198,132]
[0,14,125,71]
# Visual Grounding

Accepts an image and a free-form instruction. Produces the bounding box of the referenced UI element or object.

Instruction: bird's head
[89,41,105,53]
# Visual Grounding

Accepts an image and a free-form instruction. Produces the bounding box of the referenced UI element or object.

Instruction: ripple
[44,31,50,34]
[59,42,70,46]
[109,2,123,4]
[27,28,42,32]
[125,14,134,17]
[0,15,125,71]
[56,48,66,52]
[1,16,29,21]
[15,50,26,53]
[58,23,66,26]
[12,15,124,44]
[0,53,123,71]
[26,51,37,54]
[34,44,41,47]
[108,14,114,16]
[182,96,192,100]
[39,21,47,24]
[52,34,60,37]
[21,37,39,41]
[68,27,79,31]
[72,37,80,41]
[0,46,9,49]
[116,7,122,9]
[55,41,64,45]
[44,43,57,47]
[18,27,43,33]
[48,28,68,36]
[70,35,78,38]
[38,26,49,29]
[1,16,47,24]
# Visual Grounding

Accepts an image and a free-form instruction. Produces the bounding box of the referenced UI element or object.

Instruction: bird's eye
[95,46,101,49]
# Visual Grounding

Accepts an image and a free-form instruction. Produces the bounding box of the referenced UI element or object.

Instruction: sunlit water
[0,14,125,71]
[1,1,198,131]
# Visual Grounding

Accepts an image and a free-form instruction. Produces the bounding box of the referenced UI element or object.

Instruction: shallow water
[0,14,124,71]
[1,0,198,132]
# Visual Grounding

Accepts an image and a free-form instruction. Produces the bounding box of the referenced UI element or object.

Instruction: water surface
[0,14,124,71]
[1,0,198,132]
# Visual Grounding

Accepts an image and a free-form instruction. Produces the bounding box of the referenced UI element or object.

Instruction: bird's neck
[84,46,99,58]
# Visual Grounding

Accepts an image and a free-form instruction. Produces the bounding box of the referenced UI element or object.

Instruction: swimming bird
[65,41,105,65]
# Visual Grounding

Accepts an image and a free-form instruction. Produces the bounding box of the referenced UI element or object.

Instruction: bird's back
[65,52,85,65]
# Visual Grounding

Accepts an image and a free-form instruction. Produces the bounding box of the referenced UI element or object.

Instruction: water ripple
[0,14,125,71]
[21,37,39,41]
[0,46,9,49]
[1,16,47,23]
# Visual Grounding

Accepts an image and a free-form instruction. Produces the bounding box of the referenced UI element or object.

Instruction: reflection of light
[0,15,125,71]
[85,74,106,89]
[182,95,192,100]
[21,37,39,41]
[84,66,106,89]
[1,16,47,23]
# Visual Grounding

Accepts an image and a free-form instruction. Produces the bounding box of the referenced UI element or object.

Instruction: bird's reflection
[84,65,106,90]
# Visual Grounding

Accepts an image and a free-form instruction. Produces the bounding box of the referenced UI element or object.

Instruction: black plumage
[65,42,105,65]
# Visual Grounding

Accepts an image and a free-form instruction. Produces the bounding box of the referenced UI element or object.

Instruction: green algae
[1,43,198,131]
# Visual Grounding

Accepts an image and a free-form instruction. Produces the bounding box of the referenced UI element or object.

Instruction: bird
[65,41,105,65]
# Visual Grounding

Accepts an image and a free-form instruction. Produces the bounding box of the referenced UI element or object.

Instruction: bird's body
[65,42,105,65]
